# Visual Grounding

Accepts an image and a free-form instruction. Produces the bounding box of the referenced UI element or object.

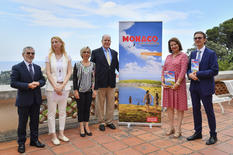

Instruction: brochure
[191,59,199,72]
[164,71,175,87]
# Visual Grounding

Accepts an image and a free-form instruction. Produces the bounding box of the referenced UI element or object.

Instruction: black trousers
[76,91,92,122]
[190,84,217,137]
[17,103,40,145]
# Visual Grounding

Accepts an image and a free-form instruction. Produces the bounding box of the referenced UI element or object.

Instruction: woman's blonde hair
[48,36,68,61]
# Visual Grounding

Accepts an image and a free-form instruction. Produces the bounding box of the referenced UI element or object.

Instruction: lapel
[33,64,38,79]
[110,49,114,64]
[193,50,198,59]
[20,61,33,81]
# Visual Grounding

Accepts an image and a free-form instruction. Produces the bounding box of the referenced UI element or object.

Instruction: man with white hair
[91,34,119,131]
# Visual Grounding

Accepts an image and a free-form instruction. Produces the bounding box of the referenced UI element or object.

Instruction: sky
[0,0,233,62]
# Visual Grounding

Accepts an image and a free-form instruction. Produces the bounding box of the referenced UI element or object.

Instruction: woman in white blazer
[45,36,72,145]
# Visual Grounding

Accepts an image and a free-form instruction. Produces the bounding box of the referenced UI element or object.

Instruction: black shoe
[80,132,86,137]
[18,144,25,153]
[107,123,116,130]
[80,128,86,137]
[187,132,202,141]
[30,140,45,148]
[206,136,217,145]
[99,124,105,131]
[84,128,92,136]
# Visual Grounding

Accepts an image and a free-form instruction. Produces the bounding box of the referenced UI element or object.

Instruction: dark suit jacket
[187,47,219,96]
[10,61,45,107]
[91,47,119,89]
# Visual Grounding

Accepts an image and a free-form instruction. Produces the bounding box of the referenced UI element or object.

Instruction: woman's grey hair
[22,46,35,54]
[80,46,91,58]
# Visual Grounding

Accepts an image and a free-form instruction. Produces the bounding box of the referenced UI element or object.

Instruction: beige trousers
[47,90,69,134]
[97,87,115,124]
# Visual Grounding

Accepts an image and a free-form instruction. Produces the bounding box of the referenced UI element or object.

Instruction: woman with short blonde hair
[73,46,96,137]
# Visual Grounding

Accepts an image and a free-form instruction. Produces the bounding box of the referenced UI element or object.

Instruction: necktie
[29,64,34,80]
[106,50,111,65]
[197,50,202,62]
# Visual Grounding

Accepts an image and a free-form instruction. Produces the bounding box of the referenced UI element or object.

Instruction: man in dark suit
[187,31,219,145]
[91,34,119,131]
[11,46,46,153]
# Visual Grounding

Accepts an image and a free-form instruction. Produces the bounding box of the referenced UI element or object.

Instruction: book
[164,71,175,87]
[191,59,199,72]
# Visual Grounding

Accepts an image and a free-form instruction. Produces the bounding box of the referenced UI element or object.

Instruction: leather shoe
[51,138,60,145]
[80,133,86,137]
[30,140,45,148]
[165,128,175,136]
[18,144,25,153]
[206,136,217,145]
[187,133,202,141]
[58,135,69,142]
[107,123,116,129]
[84,128,92,136]
[99,124,105,131]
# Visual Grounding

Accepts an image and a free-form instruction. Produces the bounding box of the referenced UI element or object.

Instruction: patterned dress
[162,52,188,110]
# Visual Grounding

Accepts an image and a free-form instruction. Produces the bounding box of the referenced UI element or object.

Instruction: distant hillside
[0,71,11,85]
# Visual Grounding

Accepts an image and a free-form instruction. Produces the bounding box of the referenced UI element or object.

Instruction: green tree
[206,18,233,50]
[187,18,233,71]
[205,41,228,61]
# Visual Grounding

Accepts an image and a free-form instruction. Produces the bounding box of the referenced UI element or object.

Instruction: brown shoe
[166,128,175,135]
[174,130,182,138]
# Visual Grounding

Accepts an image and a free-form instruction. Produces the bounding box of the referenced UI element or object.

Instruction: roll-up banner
[119,21,162,126]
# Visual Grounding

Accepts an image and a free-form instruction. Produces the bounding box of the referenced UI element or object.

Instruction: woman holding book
[73,46,96,137]
[161,37,188,138]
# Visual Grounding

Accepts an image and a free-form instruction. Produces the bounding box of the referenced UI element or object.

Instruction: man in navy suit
[91,34,119,131]
[11,46,46,153]
[187,31,219,145]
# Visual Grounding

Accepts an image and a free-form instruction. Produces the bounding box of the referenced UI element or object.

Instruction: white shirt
[45,55,71,82]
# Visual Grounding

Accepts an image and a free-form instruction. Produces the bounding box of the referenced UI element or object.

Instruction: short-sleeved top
[162,52,188,110]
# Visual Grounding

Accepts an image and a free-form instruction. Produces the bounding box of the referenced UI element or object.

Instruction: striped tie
[197,50,202,62]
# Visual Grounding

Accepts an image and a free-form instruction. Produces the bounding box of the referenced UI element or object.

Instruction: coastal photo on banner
[119,21,162,125]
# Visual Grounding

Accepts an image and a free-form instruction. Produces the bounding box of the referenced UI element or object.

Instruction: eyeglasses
[26,52,35,55]
[194,37,203,40]
[83,51,90,54]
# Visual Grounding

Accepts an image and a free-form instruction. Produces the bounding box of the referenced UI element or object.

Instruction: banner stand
[118,122,162,128]
[119,21,163,126]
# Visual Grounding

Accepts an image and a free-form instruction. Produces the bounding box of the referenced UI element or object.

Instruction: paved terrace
[0,101,233,155]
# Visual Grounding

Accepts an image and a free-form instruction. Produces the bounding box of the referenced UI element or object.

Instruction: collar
[102,46,110,53]
[197,46,205,53]
[24,60,33,67]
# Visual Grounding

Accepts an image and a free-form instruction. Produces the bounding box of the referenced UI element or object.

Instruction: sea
[119,86,155,105]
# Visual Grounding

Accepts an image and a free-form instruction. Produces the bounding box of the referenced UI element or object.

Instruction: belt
[57,81,63,84]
